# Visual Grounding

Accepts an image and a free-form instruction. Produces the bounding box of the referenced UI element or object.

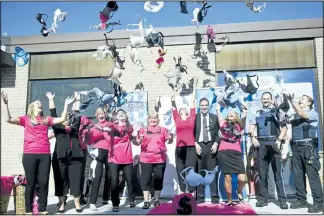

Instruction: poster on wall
[215,69,322,198]
[157,95,192,197]
[195,88,247,201]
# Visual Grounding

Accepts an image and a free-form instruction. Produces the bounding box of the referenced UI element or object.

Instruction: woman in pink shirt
[135,111,174,209]
[108,109,136,212]
[215,102,247,206]
[1,91,74,215]
[171,78,197,194]
[84,107,112,211]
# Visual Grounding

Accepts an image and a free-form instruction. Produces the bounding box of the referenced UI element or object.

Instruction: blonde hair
[225,110,241,124]
[178,107,189,115]
[27,100,47,125]
[95,107,106,117]
[147,110,159,123]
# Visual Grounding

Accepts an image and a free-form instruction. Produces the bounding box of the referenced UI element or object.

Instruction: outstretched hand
[1,92,8,104]
[45,92,55,99]
[286,93,294,101]
[64,96,75,105]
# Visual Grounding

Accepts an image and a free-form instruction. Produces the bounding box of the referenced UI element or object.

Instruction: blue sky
[1,1,323,37]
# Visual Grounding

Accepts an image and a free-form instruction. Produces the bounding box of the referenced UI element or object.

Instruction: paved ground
[6,196,323,215]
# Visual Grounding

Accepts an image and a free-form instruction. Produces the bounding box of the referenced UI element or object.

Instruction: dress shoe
[290,201,307,209]
[279,202,288,209]
[154,201,161,207]
[256,200,268,207]
[142,201,151,209]
[308,203,323,213]
[130,201,136,208]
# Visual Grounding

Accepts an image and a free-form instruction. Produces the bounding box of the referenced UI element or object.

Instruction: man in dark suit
[194,97,220,203]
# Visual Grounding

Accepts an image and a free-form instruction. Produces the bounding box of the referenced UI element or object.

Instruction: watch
[277,137,282,141]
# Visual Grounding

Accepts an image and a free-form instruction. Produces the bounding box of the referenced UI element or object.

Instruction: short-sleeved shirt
[291,109,319,140]
[138,126,170,163]
[19,115,54,154]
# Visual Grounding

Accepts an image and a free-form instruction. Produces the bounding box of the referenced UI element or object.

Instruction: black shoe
[130,201,136,208]
[279,202,288,209]
[113,206,119,212]
[227,201,236,206]
[197,199,205,204]
[212,198,219,204]
[308,203,323,213]
[290,201,307,209]
[102,200,109,205]
[80,196,87,205]
[76,208,83,213]
[256,200,268,207]
[142,201,150,209]
[154,201,161,207]
[236,191,244,203]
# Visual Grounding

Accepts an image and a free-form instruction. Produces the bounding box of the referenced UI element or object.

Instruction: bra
[180,166,218,190]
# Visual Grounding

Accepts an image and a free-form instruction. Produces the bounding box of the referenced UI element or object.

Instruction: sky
[1,1,323,37]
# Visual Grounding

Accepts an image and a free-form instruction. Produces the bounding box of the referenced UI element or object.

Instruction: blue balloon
[12,47,30,67]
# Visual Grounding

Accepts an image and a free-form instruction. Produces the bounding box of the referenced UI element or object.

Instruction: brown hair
[302,95,314,110]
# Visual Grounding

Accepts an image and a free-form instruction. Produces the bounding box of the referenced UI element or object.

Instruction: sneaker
[39,211,49,215]
[130,201,136,208]
[256,200,268,207]
[89,204,97,211]
[113,206,119,212]
[279,202,288,209]
[142,201,151,209]
[290,201,307,209]
[308,203,323,213]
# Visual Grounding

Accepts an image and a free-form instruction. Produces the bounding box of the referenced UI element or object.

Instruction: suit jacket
[50,108,84,159]
[194,112,220,143]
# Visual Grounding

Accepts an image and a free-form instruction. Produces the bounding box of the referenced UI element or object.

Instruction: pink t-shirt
[88,121,113,151]
[78,116,92,150]
[218,122,243,153]
[138,126,170,164]
[19,115,54,154]
[173,108,196,147]
[109,124,133,164]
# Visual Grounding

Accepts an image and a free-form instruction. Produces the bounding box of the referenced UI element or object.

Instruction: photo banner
[195,88,247,201]
[216,69,322,198]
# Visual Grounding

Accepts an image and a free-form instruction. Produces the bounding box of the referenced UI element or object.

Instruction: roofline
[2,18,323,53]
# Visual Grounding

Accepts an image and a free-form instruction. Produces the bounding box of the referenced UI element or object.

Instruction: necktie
[203,114,209,143]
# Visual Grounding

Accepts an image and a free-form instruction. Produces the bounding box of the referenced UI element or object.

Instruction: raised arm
[287,93,308,119]
[1,92,20,125]
[215,102,224,126]
[45,92,58,117]
[239,104,248,129]
[52,96,75,125]
[190,77,198,109]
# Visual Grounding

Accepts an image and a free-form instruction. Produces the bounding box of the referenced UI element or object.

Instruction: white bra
[180,166,218,191]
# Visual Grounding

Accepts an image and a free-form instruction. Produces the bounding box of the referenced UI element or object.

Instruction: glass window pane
[28,78,114,118]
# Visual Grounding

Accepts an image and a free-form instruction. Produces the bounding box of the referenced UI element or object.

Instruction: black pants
[257,142,286,203]
[175,146,197,193]
[141,162,166,191]
[291,144,323,205]
[197,141,219,200]
[22,154,51,213]
[90,148,110,205]
[52,152,63,197]
[109,163,135,207]
[80,149,87,197]
[57,156,83,196]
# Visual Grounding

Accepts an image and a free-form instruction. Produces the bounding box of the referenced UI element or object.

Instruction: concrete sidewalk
[6,196,322,215]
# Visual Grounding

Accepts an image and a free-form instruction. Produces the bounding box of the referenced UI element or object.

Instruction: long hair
[27,100,48,125]
[224,110,241,125]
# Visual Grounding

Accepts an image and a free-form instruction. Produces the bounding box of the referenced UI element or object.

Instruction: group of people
[1,77,323,214]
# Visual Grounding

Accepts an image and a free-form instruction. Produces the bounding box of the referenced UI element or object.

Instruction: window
[28,78,114,118]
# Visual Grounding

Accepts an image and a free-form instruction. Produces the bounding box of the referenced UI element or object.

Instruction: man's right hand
[195,142,202,155]
[251,137,260,147]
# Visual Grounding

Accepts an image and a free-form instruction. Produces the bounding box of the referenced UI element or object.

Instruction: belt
[220,137,237,143]
[257,136,277,141]
[291,138,317,147]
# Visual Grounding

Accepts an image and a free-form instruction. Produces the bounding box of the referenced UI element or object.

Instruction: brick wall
[0,64,28,176]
